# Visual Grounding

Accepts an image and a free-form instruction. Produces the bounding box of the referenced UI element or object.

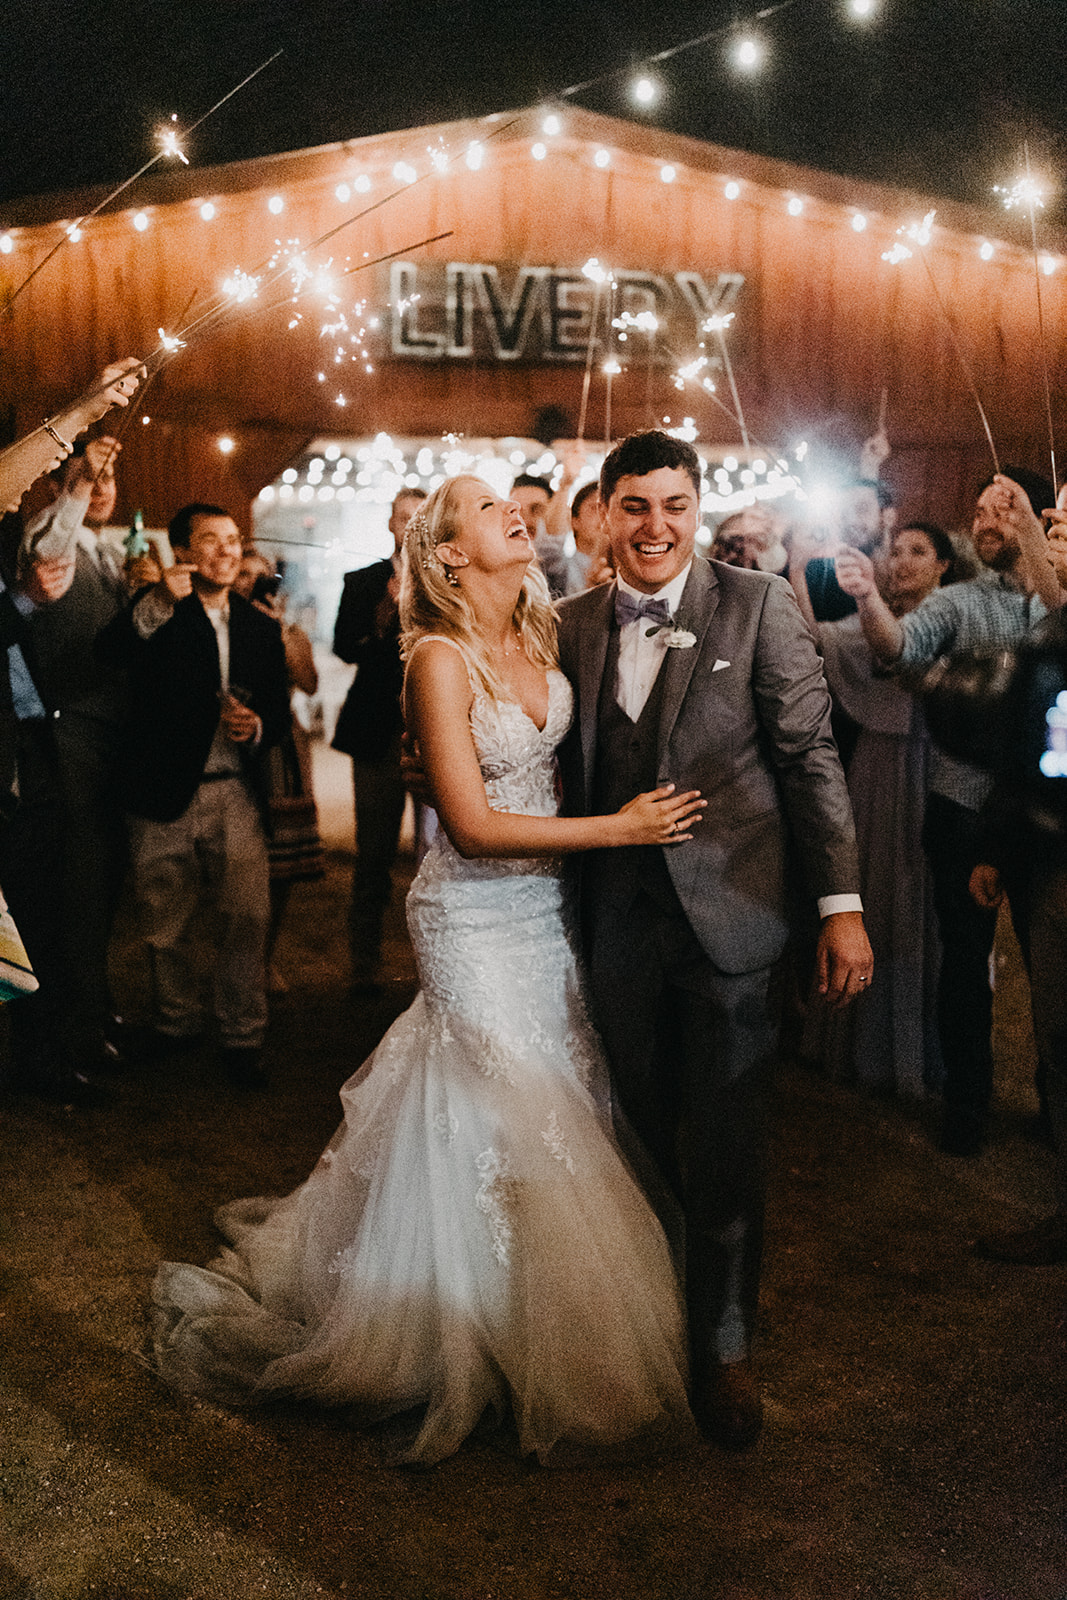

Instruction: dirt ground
[1,807,1065,1599]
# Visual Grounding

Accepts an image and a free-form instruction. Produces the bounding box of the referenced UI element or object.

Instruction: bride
[152,475,705,1464]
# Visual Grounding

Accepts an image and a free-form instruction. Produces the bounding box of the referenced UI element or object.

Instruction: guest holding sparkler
[0,360,143,1105]
[16,436,156,1075]
[790,521,956,1098]
[836,469,1053,1156]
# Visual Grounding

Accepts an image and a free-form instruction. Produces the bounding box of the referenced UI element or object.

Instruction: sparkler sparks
[157,123,189,165]
[995,177,1047,213]
[222,269,261,303]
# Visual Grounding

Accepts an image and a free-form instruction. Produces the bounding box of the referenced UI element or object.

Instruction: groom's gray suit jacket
[556,555,860,976]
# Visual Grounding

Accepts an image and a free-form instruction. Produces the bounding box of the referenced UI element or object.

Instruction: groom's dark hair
[599,431,702,504]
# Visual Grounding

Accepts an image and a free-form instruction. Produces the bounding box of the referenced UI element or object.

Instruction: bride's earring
[434,543,468,588]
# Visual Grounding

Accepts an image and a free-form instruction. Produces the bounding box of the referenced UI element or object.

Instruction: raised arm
[992,473,1063,612]
[0,359,143,513]
[404,639,703,859]
[835,547,904,662]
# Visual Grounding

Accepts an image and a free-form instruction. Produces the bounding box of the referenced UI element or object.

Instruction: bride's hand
[615,784,706,846]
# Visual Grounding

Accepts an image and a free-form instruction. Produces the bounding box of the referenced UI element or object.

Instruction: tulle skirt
[152,856,692,1463]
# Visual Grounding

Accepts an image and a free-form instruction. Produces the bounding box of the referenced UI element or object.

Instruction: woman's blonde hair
[399,475,558,698]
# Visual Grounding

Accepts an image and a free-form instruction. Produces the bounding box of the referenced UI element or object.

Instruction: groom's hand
[814,911,873,1010]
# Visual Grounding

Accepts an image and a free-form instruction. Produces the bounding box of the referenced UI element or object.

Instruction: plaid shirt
[898,572,1047,810]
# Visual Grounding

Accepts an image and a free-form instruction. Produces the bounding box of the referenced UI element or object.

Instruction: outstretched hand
[616,784,706,846]
[834,546,878,599]
[814,911,873,1009]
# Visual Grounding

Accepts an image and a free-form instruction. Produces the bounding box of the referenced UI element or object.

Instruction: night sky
[1,0,1066,222]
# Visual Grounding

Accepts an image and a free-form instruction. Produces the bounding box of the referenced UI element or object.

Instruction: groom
[556,431,871,1449]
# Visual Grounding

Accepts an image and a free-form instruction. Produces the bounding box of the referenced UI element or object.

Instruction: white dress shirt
[614,563,692,723]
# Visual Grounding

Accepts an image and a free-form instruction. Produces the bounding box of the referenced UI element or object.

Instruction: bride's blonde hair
[399,475,559,698]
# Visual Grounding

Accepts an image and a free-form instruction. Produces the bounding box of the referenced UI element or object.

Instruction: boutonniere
[644,621,697,649]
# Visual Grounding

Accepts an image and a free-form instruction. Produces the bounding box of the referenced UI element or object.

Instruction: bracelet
[42,419,74,453]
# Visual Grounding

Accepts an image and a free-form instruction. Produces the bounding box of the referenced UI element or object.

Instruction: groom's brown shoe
[693,1359,764,1450]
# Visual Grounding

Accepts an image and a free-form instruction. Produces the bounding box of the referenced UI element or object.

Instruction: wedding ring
[43,419,74,453]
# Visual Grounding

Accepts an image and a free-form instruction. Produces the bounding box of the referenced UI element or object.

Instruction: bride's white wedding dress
[152,655,691,1463]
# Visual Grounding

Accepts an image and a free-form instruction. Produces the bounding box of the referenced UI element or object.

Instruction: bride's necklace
[488,629,520,661]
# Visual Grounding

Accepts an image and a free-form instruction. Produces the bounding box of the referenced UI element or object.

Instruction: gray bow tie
[614,591,672,630]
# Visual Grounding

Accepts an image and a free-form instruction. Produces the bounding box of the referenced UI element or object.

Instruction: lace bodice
[471,670,572,816]
[411,639,574,883]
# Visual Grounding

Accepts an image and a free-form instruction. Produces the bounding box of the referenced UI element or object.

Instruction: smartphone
[146,530,175,569]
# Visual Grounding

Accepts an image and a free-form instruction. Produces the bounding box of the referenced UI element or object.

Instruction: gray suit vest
[588,623,680,916]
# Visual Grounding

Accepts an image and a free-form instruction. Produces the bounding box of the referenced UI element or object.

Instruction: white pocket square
[712,659,731,672]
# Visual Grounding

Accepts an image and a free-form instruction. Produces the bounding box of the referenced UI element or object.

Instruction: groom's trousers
[585,870,777,1374]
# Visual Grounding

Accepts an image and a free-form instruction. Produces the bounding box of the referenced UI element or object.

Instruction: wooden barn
[2,105,1065,539]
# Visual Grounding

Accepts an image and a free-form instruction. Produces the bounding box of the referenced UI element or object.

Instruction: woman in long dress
[152,476,704,1464]
[789,521,954,1096]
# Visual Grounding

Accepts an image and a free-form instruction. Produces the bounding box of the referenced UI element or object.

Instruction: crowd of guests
[3,381,1067,1272]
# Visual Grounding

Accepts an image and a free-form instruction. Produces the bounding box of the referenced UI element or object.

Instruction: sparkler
[882,210,1000,474]
[576,259,608,445]
[705,312,751,454]
[603,274,619,447]
[2,49,283,315]
[998,148,1057,491]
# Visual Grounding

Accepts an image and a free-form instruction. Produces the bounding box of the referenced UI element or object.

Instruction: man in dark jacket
[97,504,289,1084]
[332,487,425,991]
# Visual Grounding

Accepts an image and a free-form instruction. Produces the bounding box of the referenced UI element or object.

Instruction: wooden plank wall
[2,121,1064,533]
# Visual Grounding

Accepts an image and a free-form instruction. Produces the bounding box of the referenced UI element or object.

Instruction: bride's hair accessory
[408,509,461,586]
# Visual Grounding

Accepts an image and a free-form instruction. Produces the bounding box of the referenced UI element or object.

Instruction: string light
[851,212,867,232]
[849,0,876,16]
[531,142,547,161]
[335,183,350,202]
[199,202,216,221]
[268,195,284,214]
[67,224,83,241]
[724,181,741,200]
[734,36,762,70]
[218,436,235,454]
[660,164,676,183]
[0,234,12,254]
[465,143,485,171]
[542,114,562,136]
[632,75,660,106]
[979,240,995,261]
[132,211,149,232]
[787,196,803,216]
[393,162,417,184]
[354,174,372,193]
[594,148,611,168]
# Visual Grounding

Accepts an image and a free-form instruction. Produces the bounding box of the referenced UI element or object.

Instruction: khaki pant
[128,777,270,1048]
